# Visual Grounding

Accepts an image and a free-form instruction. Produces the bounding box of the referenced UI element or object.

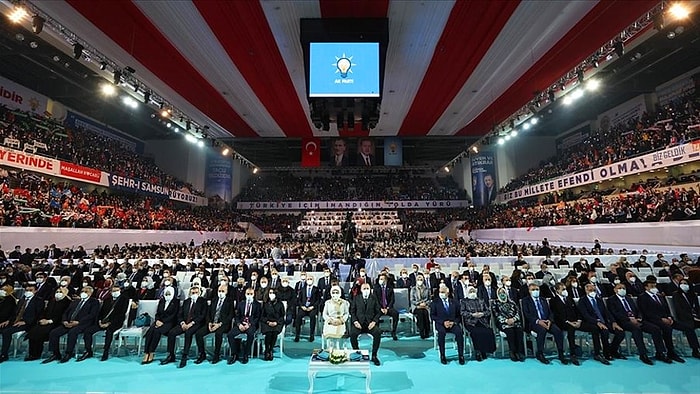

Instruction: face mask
[268,293,276,301]
[468,267,474,272]
[324,272,330,277]
[590,277,598,283]
[191,294,199,302]
[412,268,418,273]
[164,281,171,286]
[272,274,278,279]
[360,272,366,277]
[282,282,289,288]
[416,280,424,286]
[251,276,258,282]
[164,294,174,301]
[260,282,268,289]
[112,291,121,299]
[0,290,6,297]
[526,279,534,285]
[238,271,244,276]
[613,279,621,285]
[504,280,511,287]
[617,289,627,297]
[79,292,88,300]
[60,281,68,287]
[401,274,408,279]
[246,295,255,302]
[531,290,540,298]
[588,291,597,298]
[484,280,491,286]
[148,271,154,276]
[680,284,690,292]
[306,280,313,286]
[55,292,65,301]
[571,282,578,288]
[438,292,448,300]
[498,294,507,302]
[361,289,371,298]
[36,278,44,284]
[141,282,148,288]
[221,280,229,286]
[198,273,204,278]
[561,290,568,298]
[219,275,225,281]
[629,277,636,283]
[163,273,170,278]
[378,280,385,286]
[550,280,556,286]
[467,293,477,300]
[300,275,306,281]
[649,287,659,295]
[82,282,89,287]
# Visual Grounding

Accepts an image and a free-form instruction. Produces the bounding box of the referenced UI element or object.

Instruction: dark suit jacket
[206,295,235,331]
[297,285,321,309]
[13,296,44,327]
[233,300,261,331]
[317,276,333,291]
[550,295,580,329]
[477,284,498,302]
[373,284,395,309]
[62,298,99,327]
[35,281,55,301]
[155,298,180,325]
[395,278,411,289]
[430,297,460,326]
[0,297,17,323]
[637,292,672,324]
[522,296,553,329]
[429,273,447,290]
[99,294,129,328]
[178,297,208,325]
[350,295,381,326]
[607,295,641,323]
[672,291,700,326]
[578,295,614,325]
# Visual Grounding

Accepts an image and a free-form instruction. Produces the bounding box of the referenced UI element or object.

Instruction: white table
[307,350,372,394]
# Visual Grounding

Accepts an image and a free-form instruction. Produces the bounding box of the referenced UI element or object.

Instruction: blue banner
[65,111,144,153]
[205,153,233,206]
[383,137,403,167]
[471,152,497,207]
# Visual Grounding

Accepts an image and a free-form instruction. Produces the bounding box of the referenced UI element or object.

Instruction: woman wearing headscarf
[410,274,431,339]
[142,286,178,364]
[460,286,496,361]
[492,286,525,362]
[322,285,350,349]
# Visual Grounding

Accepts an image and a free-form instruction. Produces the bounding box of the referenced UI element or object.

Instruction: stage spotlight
[497,137,505,145]
[592,58,599,68]
[253,168,259,174]
[124,66,136,74]
[222,148,230,156]
[73,43,84,59]
[613,41,624,57]
[9,7,28,23]
[29,41,38,49]
[99,61,107,70]
[669,3,690,20]
[530,117,539,125]
[197,140,204,148]
[571,89,584,100]
[122,96,138,109]
[444,166,450,173]
[523,123,530,130]
[563,96,573,106]
[160,109,170,118]
[586,79,600,91]
[511,130,518,137]
[505,134,511,141]
[100,83,116,96]
[113,70,122,85]
[32,15,45,33]
[471,146,478,153]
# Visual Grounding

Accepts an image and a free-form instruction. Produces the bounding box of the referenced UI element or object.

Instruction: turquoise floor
[1,335,698,394]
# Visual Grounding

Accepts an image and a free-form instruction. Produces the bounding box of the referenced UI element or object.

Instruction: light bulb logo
[333,53,356,78]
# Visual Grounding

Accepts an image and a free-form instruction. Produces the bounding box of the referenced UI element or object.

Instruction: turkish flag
[301,137,321,167]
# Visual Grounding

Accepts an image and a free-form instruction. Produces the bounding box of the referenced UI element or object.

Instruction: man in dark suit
[227,288,260,364]
[672,279,700,358]
[317,268,334,292]
[476,274,497,302]
[395,269,411,289]
[549,283,586,365]
[430,286,465,365]
[162,286,207,368]
[43,286,99,363]
[521,283,568,365]
[606,283,656,365]
[454,275,470,301]
[356,138,375,166]
[408,264,421,288]
[429,265,447,291]
[577,283,626,363]
[463,263,480,285]
[79,284,129,361]
[623,272,644,297]
[294,274,320,342]
[33,272,55,302]
[637,280,688,363]
[350,283,382,366]
[373,274,399,340]
[195,285,235,364]
[0,285,43,362]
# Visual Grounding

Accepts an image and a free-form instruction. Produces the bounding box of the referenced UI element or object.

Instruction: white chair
[115,300,159,356]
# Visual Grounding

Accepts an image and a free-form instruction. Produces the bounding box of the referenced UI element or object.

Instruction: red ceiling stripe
[397,0,521,136]
[194,1,313,138]
[65,0,257,138]
[319,0,390,19]
[456,0,659,137]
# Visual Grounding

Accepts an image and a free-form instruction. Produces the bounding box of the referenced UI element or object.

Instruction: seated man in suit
[195,285,234,364]
[623,271,645,297]
[576,283,626,364]
[521,283,568,365]
[535,263,552,280]
[78,284,129,362]
[0,284,43,363]
[395,269,411,289]
[373,274,399,340]
[672,278,700,358]
[162,286,207,368]
[430,286,465,365]
[227,288,260,365]
[637,280,687,363]
[606,283,657,365]
[350,283,382,366]
[549,283,584,365]
[294,275,320,342]
[43,286,99,363]
[476,274,497,302]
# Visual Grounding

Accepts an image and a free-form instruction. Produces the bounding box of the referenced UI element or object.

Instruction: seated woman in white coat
[322,286,350,349]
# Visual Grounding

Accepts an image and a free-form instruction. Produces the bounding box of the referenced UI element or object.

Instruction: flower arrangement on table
[328,349,349,364]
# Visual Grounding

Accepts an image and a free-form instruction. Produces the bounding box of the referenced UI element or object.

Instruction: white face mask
[79,292,88,300]
[617,289,627,297]
[164,294,174,301]
[251,276,258,282]
[590,277,598,283]
[649,287,659,295]
[467,293,477,300]
[438,292,448,300]
[164,280,171,286]
[378,280,385,286]
[272,274,278,279]
[504,280,511,287]
[306,280,314,286]
[360,272,366,277]
[613,279,621,285]
[361,289,371,298]
[268,293,276,301]
[112,291,121,299]
[190,294,199,302]
[526,279,534,285]
[282,282,289,288]
[324,272,330,277]
[55,292,65,301]
[484,281,491,286]
[560,290,568,298]
[416,280,424,286]
[588,291,597,298]
[163,273,170,278]
[331,293,341,301]
[571,282,578,288]
[0,290,6,297]
[629,277,636,283]
[531,290,540,298]
[218,291,226,298]
[36,278,44,284]
[245,295,255,303]
[141,282,149,288]
[401,273,408,279]
[412,268,418,273]
[260,282,268,289]
[680,284,690,292]
[238,271,244,276]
